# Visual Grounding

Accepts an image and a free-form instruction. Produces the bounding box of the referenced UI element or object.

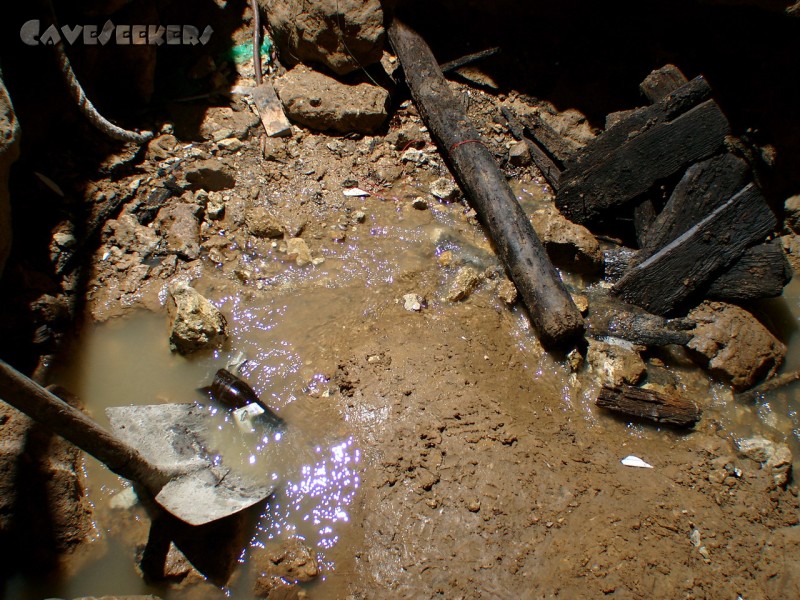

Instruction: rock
[106,214,160,257]
[429,177,461,202]
[0,73,20,277]
[496,278,517,305]
[167,281,228,355]
[737,436,792,488]
[508,141,531,166]
[253,537,318,596]
[587,338,646,387]
[401,147,430,165]
[246,205,284,238]
[253,577,304,599]
[275,65,389,134]
[146,134,178,161]
[781,233,800,274]
[156,204,201,260]
[199,106,260,141]
[184,159,236,191]
[403,293,425,311]
[218,137,243,153]
[386,125,426,151]
[205,191,226,220]
[687,301,786,391]
[529,203,602,273]
[263,0,385,75]
[446,267,481,302]
[784,195,800,233]
[354,210,367,223]
[286,238,313,266]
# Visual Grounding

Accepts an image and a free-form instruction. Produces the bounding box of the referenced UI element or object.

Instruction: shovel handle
[0,360,167,492]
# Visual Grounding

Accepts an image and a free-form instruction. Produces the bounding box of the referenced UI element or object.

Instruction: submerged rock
[529,203,602,273]
[446,267,482,302]
[253,537,318,597]
[275,65,389,134]
[167,281,227,355]
[687,301,785,391]
[264,0,385,75]
[587,338,646,387]
[286,237,313,266]
[429,176,461,203]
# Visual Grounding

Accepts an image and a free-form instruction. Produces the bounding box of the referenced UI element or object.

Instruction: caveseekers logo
[20,19,213,46]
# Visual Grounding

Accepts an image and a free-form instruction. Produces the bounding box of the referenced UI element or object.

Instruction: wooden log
[440,47,500,73]
[705,240,792,300]
[586,291,694,347]
[501,106,562,189]
[556,98,730,225]
[612,183,777,315]
[640,64,689,104]
[596,384,701,427]
[388,19,584,347]
[639,153,751,257]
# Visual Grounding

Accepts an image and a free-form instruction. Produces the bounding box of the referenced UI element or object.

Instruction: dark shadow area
[396,0,800,198]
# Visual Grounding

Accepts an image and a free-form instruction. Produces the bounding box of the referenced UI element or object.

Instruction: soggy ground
[3,66,800,600]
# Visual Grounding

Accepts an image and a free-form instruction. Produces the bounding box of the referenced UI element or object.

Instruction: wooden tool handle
[0,360,167,492]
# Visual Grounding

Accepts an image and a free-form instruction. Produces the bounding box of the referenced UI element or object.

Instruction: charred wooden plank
[556,98,730,225]
[501,106,562,188]
[596,384,701,427]
[706,240,792,300]
[612,183,777,315]
[517,112,577,164]
[388,19,583,347]
[633,199,658,248]
[586,290,694,347]
[606,241,792,302]
[567,76,712,172]
[640,64,689,103]
[640,154,751,257]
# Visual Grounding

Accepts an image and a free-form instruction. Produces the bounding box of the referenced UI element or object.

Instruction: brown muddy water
[4,186,800,598]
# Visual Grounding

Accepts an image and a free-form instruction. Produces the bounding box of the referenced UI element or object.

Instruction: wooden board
[640,64,689,104]
[246,81,292,138]
[639,153,751,257]
[612,183,777,315]
[706,240,793,300]
[556,98,730,225]
[596,384,701,427]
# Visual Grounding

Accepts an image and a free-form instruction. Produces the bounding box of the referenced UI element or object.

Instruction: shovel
[0,360,275,526]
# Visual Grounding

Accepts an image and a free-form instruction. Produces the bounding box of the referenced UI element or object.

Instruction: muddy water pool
[5,185,800,598]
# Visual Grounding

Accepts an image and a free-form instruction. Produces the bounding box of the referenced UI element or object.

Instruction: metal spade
[0,360,274,526]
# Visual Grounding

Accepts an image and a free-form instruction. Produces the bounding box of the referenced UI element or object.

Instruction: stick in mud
[596,384,701,427]
[388,18,584,348]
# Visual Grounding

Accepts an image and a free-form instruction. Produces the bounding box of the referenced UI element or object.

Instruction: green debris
[221,36,272,65]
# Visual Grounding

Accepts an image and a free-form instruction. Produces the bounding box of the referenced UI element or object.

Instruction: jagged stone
[167,281,227,355]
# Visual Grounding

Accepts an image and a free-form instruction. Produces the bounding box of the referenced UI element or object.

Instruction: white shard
[343,187,370,197]
[621,455,653,469]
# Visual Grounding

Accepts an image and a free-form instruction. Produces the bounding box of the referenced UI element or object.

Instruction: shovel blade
[107,403,274,525]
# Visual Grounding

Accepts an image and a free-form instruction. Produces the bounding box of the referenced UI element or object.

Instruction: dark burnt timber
[612,183,777,315]
[639,64,689,104]
[556,97,730,225]
[501,106,562,188]
[705,240,792,300]
[585,291,694,347]
[596,384,701,427]
[388,19,584,348]
[639,153,751,257]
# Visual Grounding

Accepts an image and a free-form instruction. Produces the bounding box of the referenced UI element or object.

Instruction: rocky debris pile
[252,537,319,598]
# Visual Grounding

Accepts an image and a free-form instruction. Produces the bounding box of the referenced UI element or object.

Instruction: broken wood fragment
[639,153,751,257]
[501,106,562,188]
[243,81,293,138]
[596,384,701,427]
[705,240,792,300]
[518,111,577,165]
[439,47,500,73]
[734,368,800,403]
[640,64,689,104]
[557,97,730,225]
[388,18,584,347]
[612,183,777,315]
